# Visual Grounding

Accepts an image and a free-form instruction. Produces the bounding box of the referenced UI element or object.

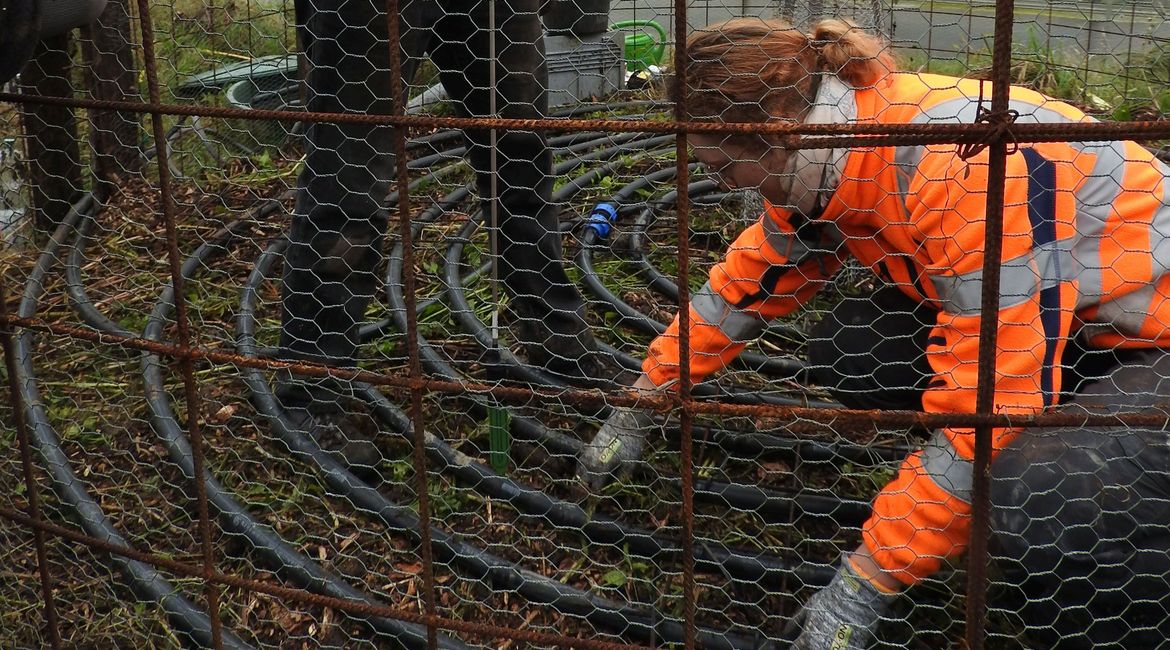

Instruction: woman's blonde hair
[678,18,894,130]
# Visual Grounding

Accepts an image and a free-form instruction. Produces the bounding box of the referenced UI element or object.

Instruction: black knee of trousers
[807,287,934,410]
[990,428,1170,648]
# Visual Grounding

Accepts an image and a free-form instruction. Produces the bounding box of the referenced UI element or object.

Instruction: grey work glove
[576,406,655,491]
[791,554,899,650]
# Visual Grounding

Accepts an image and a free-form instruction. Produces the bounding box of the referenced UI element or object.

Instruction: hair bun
[809,18,892,87]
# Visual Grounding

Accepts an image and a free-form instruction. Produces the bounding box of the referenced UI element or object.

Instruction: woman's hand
[576,373,661,491]
[791,550,901,649]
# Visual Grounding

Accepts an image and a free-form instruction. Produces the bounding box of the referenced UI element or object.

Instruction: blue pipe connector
[585,202,619,239]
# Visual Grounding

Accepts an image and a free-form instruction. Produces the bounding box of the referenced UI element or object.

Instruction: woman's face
[689,134,794,204]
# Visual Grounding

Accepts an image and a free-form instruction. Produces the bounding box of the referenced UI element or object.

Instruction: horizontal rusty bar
[3,91,1170,149]
[0,505,657,650]
[6,312,1169,431]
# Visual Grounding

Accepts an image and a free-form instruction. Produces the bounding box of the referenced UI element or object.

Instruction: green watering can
[610,19,667,72]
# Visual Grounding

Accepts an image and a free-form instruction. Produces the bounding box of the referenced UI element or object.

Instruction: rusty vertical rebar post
[385,3,438,648]
[1083,0,1096,91]
[1123,2,1137,100]
[1045,1,1055,65]
[672,3,696,648]
[0,273,62,649]
[967,0,1016,646]
[924,0,935,59]
[964,8,974,69]
[132,2,223,646]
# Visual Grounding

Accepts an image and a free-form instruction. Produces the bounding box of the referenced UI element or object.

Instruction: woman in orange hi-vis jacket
[576,17,1170,650]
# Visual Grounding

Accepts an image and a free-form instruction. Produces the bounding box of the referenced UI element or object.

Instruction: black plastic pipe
[11,192,252,650]
[241,240,771,650]
[25,108,918,649]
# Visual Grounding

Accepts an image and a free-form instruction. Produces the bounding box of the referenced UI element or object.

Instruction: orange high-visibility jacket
[644,72,1170,585]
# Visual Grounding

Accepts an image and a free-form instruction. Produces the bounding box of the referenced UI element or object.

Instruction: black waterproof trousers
[808,287,1170,648]
[280,0,592,405]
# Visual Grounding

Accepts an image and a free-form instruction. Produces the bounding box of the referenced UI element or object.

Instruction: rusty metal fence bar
[386,1,441,648]
[133,1,224,646]
[2,0,1168,647]
[16,89,1170,144]
[672,2,697,648]
[965,0,1017,645]
[10,310,1170,430]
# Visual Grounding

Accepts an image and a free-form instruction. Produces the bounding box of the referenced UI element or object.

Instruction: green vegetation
[900,27,1170,123]
[10,10,1169,646]
[152,0,295,98]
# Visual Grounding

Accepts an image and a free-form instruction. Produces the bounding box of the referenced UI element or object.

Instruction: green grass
[151,0,295,99]
[899,28,1170,123]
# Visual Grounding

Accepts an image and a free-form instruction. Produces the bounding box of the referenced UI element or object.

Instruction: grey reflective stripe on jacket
[761,213,818,263]
[691,283,768,343]
[890,95,1170,322]
[928,238,1077,316]
[919,430,973,504]
[691,211,835,342]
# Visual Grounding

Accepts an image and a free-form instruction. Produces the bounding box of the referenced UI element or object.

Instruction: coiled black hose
[368,132,898,644]
[393,146,864,575]
[17,103,918,648]
[59,183,467,648]
[241,239,770,650]
[12,191,252,649]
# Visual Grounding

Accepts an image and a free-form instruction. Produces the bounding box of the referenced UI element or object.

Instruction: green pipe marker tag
[488,406,511,475]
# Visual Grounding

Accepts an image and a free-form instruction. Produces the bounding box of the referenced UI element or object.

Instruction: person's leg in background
[278,0,432,467]
[990,347,1170,649]
[429,0,599,380]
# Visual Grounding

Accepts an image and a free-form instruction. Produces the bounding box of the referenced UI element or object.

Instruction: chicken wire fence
[3,0,1170,648]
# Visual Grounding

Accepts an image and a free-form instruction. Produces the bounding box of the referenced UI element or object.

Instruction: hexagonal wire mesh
[3,0,1170,648]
